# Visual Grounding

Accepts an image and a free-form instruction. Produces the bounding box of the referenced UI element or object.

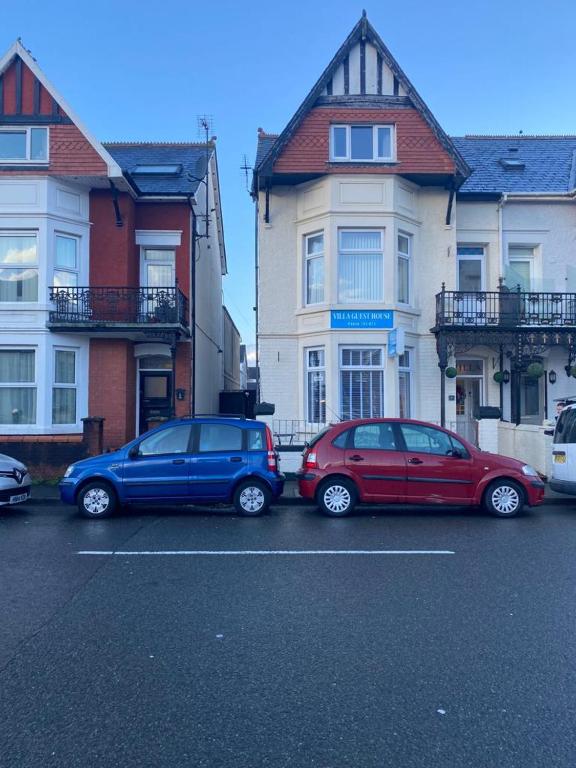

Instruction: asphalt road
[1,499,576,768]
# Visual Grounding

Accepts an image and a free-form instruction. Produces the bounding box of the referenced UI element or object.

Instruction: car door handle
[172,459,186,465]
[349,455,364,462]
[229,456,244,463]
[408,457,423,465]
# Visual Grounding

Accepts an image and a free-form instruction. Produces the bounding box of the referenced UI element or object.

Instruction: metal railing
[49,286,189,327]
[436,289,576,328]
[272,419,328,446]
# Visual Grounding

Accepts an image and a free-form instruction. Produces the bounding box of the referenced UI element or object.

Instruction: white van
[550,401,576,495]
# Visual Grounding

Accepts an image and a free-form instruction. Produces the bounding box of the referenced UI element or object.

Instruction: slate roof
[255,133,278,170]
[453,136,576,195]
[104,143,214,196]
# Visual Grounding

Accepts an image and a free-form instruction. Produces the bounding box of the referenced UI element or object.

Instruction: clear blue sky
[3,0,576,346]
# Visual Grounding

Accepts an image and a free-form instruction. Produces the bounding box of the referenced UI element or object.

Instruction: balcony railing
[435,290,576,329]
[48,286,189,329]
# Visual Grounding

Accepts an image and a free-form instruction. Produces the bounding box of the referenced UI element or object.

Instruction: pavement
[30,479,576,506]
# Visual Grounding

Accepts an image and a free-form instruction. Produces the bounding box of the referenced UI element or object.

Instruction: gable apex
[0,40,123,179]
[256,15,470,181]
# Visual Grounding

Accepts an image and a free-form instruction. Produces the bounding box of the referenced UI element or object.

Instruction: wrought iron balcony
[48,286,189,332]
[435,289,576,330]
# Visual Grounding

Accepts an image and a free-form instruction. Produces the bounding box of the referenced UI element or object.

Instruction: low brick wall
[0,435,88,482]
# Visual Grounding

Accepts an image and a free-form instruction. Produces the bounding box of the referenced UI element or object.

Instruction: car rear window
[247,428,265,451]
[198,423,243,452]
[306,426,332,448]
[352,423,397,450]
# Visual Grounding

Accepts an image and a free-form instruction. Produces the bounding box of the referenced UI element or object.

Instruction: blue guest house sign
[330,310,394,330]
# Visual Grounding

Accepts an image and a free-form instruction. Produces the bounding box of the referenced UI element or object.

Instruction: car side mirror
[544,429,555,437]
[128,445,140,459]
[450,448,465,459]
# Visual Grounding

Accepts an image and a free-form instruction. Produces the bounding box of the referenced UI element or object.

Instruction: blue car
[60,416,284,518]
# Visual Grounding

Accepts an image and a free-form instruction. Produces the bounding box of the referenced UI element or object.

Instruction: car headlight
[521,464,539,477]
[63,464,75,478]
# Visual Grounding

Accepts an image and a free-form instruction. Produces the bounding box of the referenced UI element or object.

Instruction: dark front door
[139,371,173,434]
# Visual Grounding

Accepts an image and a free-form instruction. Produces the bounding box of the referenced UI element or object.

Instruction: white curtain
[338,232,382,302]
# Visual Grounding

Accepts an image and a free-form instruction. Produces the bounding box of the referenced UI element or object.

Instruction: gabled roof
[453,136,576,195]
[104,143,214,196]
[255,13,470,180]
[0,40,123,179]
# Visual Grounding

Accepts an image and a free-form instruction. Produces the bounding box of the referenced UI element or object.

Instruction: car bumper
[0,484,31,505]
[296,470,318,499]
[549,479,576,496]
[59,479,78,505]
[526,479,545,506]
[270,474,286,499]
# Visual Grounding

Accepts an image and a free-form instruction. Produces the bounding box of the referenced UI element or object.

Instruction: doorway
[455,359,484,445]
[138,355,174,434]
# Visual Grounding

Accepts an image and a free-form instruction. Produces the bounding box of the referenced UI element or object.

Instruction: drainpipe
[254,188,260,404]
[187,195,197,417]
[498,193,508,283]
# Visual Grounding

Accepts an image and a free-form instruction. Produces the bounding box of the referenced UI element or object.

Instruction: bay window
[397,233,411,304]
[340,347,384,420]
[330,125,394,162]
[338,230,383,302]
[54,235,79,287]
[0,233,38,302]
[305,233,324,304]
[52,350,77,424]
[0,349,36,424]
[306,348,326,423]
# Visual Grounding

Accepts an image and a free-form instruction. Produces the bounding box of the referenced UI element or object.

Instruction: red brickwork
[89,339,136,450]
[135,203,191,298]
[273,107,455,176]
[89,191,139,286]
[175,342,192,417]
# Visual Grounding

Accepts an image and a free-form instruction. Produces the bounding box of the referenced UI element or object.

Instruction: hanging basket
[526,362,544,379]
[570,366,576,379]
[445,366,457,379]
[493,371,504,383]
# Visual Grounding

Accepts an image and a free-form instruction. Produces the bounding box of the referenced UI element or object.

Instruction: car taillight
[265,426,277,471]
[304,451,317,469]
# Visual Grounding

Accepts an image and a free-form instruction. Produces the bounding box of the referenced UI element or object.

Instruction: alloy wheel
[239,486,265,513]
[323,484,351,514]
[83,487,110,516]
[491,484,520,515]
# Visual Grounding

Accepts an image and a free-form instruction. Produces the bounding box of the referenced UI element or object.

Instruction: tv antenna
[188,115,216,243]
[241,154,253,192]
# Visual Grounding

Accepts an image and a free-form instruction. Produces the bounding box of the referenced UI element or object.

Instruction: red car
[297,419,545,517]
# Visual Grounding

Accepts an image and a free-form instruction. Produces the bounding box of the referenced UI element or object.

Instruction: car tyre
[234,479,271,516]
[483,478,524,518]
[78,481,117,519]
[317,478,357,517]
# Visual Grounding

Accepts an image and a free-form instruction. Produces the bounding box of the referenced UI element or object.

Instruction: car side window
[555,409,576,444]
[332,429,350,449]
[247,429,265,451]
[138,425,192,456]
[352,423,397,451]
[199,423,243,452]
[400,424,453,456]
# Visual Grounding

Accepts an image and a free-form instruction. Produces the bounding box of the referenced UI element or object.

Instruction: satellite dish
[194,154,208,180]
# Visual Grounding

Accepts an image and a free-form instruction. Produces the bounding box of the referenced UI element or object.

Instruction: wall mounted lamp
[548,370,557,384]
[502,370,510,384]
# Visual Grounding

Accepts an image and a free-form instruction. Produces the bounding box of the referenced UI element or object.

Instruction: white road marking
[77,549,455,556]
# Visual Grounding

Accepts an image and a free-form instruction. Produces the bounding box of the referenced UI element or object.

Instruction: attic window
[132,164,182,176]
[330,125,395,162]
[500,158,525,170]
[0,127,48,163]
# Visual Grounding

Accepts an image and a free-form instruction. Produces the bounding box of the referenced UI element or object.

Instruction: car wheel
[78,481,117,519]
[484,479,524,518]
[318,478,357,517]
[234,480,271,516]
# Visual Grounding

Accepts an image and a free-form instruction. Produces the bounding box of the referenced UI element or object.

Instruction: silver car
[0,453,31,506]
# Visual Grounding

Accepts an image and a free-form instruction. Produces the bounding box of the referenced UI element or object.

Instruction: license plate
[554,454,566,464]
[10,492,28,503]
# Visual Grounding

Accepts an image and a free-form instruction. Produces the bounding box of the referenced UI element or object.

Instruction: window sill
[327,160,399,167]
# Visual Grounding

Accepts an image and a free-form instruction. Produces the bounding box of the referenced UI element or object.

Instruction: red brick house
[0,41,228,472]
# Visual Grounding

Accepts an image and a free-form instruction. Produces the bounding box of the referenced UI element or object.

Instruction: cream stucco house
[252,14,576,468]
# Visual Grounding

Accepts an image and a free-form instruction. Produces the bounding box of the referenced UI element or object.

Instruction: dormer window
[0,127,48,163]
[330,124,394,162]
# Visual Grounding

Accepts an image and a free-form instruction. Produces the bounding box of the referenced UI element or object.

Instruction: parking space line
[77,549,455,556]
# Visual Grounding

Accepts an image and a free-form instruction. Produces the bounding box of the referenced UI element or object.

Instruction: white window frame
[0,231,39,303]
[397,232,412,305]
[52,348,77,425]
[305,348,326,424]
[330,124,395,162]
[0,126,49,164]
[140,247,176,288]
[457,245,485,292]
[304,232,324,305]
[507,245,535,292]
[54,233,80,288]
[338,229,384,303]
[339,346,385,420]
[0,347,37,425]
[398,349,413,418]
